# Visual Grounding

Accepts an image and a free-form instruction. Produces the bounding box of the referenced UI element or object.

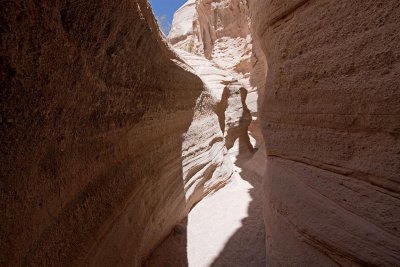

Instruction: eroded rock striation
[0,0,231,266]
[168,0,264,156]
[2,0,399,266]
[168,0,253,76]
[250,0,400,265]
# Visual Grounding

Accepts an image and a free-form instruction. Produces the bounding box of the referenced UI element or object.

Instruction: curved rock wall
[167,0,197,50]
[251,0,400,265]
[3,0,399,266]
[168,0,253,75]
[0,0,230,266]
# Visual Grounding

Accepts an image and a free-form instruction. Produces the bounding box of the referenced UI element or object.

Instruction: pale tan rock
[181,87,234,210]
[146,152,266,267]
[168,0,197,51]
[250,0,400,265]
[169,1,265,154]
[174,48,258,155]
[146,0,265,263]
[3,0,398,266]
[168,0,253,75]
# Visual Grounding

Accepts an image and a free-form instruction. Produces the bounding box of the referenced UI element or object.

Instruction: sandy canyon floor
[146,48,266,267]
[147,143,266,267]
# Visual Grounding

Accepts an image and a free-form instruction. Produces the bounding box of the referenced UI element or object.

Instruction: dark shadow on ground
[210,152,266,267]
[144,88,266,267]
[144,218,188,267]
[0,0,203,265]
[211,88,266,266]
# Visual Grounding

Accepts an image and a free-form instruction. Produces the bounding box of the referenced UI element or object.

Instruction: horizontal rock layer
[251,0,400,265]
[0,0,231,266]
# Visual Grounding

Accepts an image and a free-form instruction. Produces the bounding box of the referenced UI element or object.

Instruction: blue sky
[149,0,187,34]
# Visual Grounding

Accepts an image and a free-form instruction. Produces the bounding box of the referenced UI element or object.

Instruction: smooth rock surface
[168,0,253,75]
[146,1,265,263]
[168,0,197,47]
[146,139,266,267]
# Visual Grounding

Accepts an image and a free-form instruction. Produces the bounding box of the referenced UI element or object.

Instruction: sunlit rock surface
[2,0,399,266]
[168,0,197,51]
[168,0,265,154]
[168,0,253,76]
[147,0,266,265]
[146,149,266,267]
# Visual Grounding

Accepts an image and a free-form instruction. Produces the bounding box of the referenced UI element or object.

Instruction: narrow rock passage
[146,145,266,267]
[187,147,266,267]
[146,50,266,267]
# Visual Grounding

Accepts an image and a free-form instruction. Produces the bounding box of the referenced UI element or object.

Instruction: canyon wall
[0,0,231,266]
[168,0,266,154]
[168,0,253,76]
[2,0,399,266]
[251,0,400,265]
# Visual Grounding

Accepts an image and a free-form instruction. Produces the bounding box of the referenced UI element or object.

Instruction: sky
[149,0,188,35]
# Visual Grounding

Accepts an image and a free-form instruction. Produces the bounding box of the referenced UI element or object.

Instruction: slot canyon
[0,0,399,266]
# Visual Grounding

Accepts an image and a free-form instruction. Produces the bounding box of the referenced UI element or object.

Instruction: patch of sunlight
[186,170,253,267]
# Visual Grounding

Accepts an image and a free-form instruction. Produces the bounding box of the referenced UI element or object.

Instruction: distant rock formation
[168,0,253,76]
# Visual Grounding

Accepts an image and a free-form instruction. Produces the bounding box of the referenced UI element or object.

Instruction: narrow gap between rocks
[146,1,267,266]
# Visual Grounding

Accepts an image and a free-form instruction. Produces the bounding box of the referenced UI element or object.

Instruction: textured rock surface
[146,0,265,262]
[176,49,259,154]
[168,0,253,76]
[168,0,266,156]
[250,0,400,265]
[0,0,231,266]
[168,0,197,51]
[3,0,399,266]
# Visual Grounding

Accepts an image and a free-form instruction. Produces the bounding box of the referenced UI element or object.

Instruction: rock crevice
[1,0,399,266]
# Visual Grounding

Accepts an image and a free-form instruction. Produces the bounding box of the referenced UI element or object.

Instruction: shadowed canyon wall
[1,0,400,266]
[250,0,400,265]
[0,0,231,266]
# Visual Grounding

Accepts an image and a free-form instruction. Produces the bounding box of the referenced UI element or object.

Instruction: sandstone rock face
[168,0,197,51]
[145,49,264,267]
[3,0,399,266]
[168,0,266,157]
[146,0,266,263]
[0,0,231,266]
[168,0,253,76]
[250,0,400,265]
[176,49,258,155]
